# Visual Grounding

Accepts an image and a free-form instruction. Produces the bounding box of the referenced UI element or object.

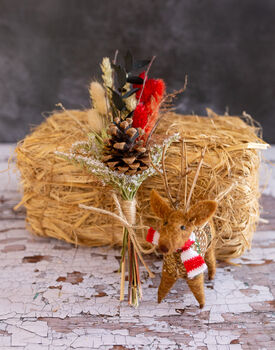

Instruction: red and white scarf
[146,227,207,279]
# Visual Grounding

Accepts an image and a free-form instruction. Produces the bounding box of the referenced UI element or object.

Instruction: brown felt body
[150,189,217,307]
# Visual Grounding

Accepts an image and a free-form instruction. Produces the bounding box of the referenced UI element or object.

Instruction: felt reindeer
[147,143,218,308]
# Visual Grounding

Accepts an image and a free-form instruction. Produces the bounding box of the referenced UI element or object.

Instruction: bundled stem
[121,197,140,306]
[80,193,154,307]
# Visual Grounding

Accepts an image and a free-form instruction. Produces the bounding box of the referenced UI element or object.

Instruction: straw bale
[15,109,267,260]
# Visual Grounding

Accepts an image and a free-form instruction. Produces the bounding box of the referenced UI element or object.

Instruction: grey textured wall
[0,0,274,142]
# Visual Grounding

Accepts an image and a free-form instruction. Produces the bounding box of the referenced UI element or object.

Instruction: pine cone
[102,117,150,175]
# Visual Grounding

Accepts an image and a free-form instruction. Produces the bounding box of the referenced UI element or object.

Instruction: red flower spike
[140,79,165,104]
[153,79,166,101]
[143,96,160,138]
[132,72,166,141]
[132,103,148,129]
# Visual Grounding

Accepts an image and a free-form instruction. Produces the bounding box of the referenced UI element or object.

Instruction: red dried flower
[132,103,148,129]
[133,72,166,140]
[141,79,165,104]
[134,73,165,104]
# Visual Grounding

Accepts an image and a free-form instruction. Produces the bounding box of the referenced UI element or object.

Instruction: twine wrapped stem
[79,193,154,307]
[121,199,141,305]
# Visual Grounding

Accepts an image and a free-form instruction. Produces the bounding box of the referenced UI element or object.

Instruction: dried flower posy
[56,50,181,307]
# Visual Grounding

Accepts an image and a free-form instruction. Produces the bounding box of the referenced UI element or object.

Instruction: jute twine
[79,194,154,277]
[15,109,268,260]
[121,199,136,227]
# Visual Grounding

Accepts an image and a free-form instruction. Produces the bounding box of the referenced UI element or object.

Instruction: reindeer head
[150,189,217,254]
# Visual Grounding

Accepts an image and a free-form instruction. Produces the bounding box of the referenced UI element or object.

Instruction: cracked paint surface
[0,145,274,349]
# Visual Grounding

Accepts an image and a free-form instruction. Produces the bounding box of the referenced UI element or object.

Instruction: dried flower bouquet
[56,51,179,306]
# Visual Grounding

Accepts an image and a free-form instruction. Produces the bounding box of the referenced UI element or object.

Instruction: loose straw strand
[215,183,235,202]
[56,103,86,132]
[186,146,207,210]
[184,142,188,208]
[176,139,185,206]
[162,144,176,208]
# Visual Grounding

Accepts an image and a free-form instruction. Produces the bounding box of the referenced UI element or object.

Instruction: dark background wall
[0,0,274,142]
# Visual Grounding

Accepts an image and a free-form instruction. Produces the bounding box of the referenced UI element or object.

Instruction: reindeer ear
[150,190,172,219]
[186,200,217,227]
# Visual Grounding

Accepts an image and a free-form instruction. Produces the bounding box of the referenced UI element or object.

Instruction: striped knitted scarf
[146,227,207,279]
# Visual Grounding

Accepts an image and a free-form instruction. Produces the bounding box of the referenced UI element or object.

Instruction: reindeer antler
[175,139,190,208]
[161,143,175,208]
[149,145,175,209]
[149,139,191,209]
[185,146,207,211]
[150,139,206,212]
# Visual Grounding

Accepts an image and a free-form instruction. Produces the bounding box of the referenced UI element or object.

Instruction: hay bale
[15,109,267,260]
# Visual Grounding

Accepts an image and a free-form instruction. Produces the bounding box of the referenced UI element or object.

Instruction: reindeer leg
[158,270,177,303]
[186,273,205,308]
[204,245,216,280]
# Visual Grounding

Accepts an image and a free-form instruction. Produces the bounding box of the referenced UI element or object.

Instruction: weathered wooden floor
[0,144,274,350]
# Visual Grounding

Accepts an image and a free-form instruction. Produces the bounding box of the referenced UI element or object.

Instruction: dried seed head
[89,82,107,115]
[87,109,104,133]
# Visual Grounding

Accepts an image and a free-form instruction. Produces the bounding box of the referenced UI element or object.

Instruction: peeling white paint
[1,225,273,349]
[0,144,275,349]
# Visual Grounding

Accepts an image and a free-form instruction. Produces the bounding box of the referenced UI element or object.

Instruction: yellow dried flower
[101,57,113,90]
[89,82,107,116]
[87,109,104,132]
